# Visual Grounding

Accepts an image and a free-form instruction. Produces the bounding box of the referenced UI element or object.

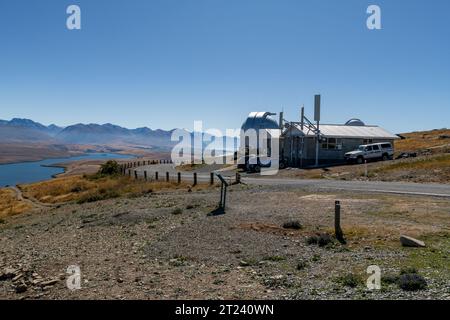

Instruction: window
[366,146,373,151]
[381,143,392,149]
[363,139,373,144]
[372,145,380,151]
[321,138,342,150]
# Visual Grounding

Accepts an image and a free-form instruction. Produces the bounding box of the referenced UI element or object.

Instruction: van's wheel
[382,154,389,161]
[356,157,364,165]
[279,162,286,169]
[254,165,261,173]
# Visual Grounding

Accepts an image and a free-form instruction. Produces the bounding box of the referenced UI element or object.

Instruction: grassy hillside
[395,129,450,154]
[0,188,32,219]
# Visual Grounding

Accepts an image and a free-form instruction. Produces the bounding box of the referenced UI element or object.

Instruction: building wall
[282,135,395,167]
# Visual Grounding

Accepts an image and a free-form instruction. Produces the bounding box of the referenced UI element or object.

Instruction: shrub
[70,185,84,193]
[263,255,286,262]
[337,273,361,288]
[171,208,183,215]
[296,260,308,270]
[398,273,427,291]
[282,220,302,230]
[381,274,400,285]
[77,189,120,204]
[306,233,333,247]
[98,160,121,176]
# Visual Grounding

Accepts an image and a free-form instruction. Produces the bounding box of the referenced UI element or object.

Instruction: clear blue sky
[0,0,449,133]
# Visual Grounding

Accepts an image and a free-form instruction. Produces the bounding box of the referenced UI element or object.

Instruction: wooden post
[155,172,159,181]
[235,172,241,184]
[177,172,181,184]
[144,171,147,180]
[365,160,367,177]
[166,172,169,182]
[134,170,138,180]
[193,172,197,186]
[335,200,346,244]
[210,172,214,185]
[128,169,131,177]
[138,161,140,166]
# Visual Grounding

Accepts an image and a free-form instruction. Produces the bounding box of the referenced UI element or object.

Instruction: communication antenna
[314,94,321,167]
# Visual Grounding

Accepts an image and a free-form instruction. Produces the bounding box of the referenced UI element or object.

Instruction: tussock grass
[374,154,450,172]
[21,175,209,204]
[0,188,32,218]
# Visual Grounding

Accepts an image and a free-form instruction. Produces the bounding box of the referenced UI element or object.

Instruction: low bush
[306,233,333,247]
[296,260,308,270]
[98,160,122,176]
[282,220,302,230]
[398,273,427,291]
[337,273,362,288]
[171,208,183,215]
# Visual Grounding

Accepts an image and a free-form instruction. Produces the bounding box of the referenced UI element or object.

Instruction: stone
[400,235,425,247]
[239,260,250,267]
[0,268,17,281]
[14,283,28,294]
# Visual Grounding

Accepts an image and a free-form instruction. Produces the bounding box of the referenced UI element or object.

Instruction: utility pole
[314,95,321,167]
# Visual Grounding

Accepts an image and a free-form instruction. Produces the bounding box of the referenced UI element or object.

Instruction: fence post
[177,172,181,184]
[134,170,138,180]
[335,200,346,244]
[166,172,169,182]
[235,172,241,184]
[155,172,159,181]
[128,169,131,177]
[193,172,197,186]
[210,172,214,185]
[144,171,147,180]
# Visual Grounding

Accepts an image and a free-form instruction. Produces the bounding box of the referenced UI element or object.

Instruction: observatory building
[240,97,399,169]
[281,117,399,167]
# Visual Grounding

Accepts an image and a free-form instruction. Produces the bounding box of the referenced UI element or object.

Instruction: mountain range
[0,118,176,150]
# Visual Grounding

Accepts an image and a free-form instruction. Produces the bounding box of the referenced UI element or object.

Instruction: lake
[0,153,135,187]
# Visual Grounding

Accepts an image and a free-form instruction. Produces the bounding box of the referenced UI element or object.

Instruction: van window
[372,145,380,151]
[381,143,391,149]
[366,146,373,151]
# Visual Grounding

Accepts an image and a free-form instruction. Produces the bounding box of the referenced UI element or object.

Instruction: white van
[344,142,394,164]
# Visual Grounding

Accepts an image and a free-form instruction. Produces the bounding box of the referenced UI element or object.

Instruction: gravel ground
[0,184,449,300]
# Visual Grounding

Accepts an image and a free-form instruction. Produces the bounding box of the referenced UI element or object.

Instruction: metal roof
[288,123,399,139]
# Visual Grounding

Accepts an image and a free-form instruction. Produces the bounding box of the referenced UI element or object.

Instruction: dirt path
[7,186,56,209]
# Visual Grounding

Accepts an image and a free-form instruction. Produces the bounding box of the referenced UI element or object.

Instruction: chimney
[279,112,284,129]
[300,105,304,131]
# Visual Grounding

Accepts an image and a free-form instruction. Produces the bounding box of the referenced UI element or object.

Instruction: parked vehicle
[344,142,394,164]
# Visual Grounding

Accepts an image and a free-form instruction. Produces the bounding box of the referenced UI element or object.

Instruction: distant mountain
[0,118,177,150]
[0,118,238,152]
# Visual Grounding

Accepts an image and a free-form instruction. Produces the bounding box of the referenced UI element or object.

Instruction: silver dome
[241,112,279,131]
[345,118,365,126]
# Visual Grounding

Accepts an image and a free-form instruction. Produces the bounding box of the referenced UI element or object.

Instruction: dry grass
[395,129,450,153]
[20,174,209,204]
[0,188,32,219]
[375,154,450,171]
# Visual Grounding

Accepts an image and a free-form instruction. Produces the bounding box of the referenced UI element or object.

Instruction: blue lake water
[0,153,134,187]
